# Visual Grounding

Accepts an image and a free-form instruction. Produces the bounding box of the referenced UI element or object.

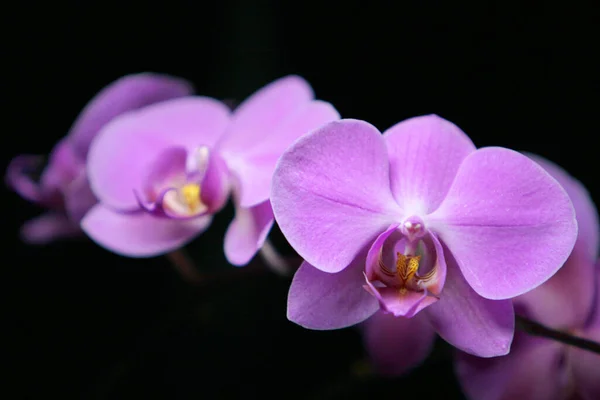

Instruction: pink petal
[425,252,514,357]
[569,268,600,400]
[134,147,197,218]
[198,151,231,214]
[455,332,565,400]
[226,100,340,207]
[514,155,598,330]
[67,73,195,159]
[39,139,84,193]
[364,223,401,283]
[143,147,188,191]
[570,327,600,400]
[426,232,448,295]
[6,141,84,208]
[216,75,313,156]
[87,97,230,210]
[6,155,46,203]
[64,172,97,223]
[527,153,599,261]
[429,147,578,300]
[81,204,211,257]
[287,259,379,330]
[271,119,401,273]
[588,266,600,330]
[361,311,435,376]
[20,212,82,244]
[383,114,475,215]
[515,242,596,330]
[224,200,274,266]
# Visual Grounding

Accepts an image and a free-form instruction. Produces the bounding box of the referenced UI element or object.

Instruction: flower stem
[166,242,299,285]
[516,315,600,354]
[165,248,274,286]
[165,249,204,284]
[259,239,296,277]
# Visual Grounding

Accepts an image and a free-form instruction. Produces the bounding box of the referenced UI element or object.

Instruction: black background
[3,1,598,399]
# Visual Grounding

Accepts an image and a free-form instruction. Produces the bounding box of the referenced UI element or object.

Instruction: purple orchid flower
[359,153,599,377]
[271,116,578,357]
[360,309,436,376]
[456,155,600,400]
[81,75,340,263]
[6,73,193,244]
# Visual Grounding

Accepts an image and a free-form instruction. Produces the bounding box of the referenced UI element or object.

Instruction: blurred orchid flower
[82,75,340,264]
[360,310,435,376]
[6,73,193,244]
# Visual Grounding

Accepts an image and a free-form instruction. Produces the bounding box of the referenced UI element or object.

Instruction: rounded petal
[361,311,435,376]
[224,200,274,266]
[20,212,82,244]
[526,153,599,261]
[226,100,340,207]
[216,75,313,155]
[87,97,230,210]
[383,115,475,215]
[67,73,195,159]
[271,119,401,273]
[455,332,565,400]
[429,147,578,300]
[425,253,514,357]
[81,204,211,257]
[570,327,600,400]
[287,259,379,330]
[515,242,596,330]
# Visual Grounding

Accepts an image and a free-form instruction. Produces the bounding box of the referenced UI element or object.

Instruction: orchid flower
[360,310,436,376]
[6,73,193,244]
[456,155,600,400]
[271,116,577,357]
[81,75,340,264]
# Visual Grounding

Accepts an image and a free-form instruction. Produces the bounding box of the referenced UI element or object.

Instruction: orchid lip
[164,182,208,214]
[135,181,210,220]
[376,245,439,293]
[134,145,218,219]
[363,227,443,317]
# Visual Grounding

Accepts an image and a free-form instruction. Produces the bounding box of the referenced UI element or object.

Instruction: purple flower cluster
[8,73,598,399]
[7,73,193,243]
[8,73,339,265]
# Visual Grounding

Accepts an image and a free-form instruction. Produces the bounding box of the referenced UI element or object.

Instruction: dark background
[3,1,598,399]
